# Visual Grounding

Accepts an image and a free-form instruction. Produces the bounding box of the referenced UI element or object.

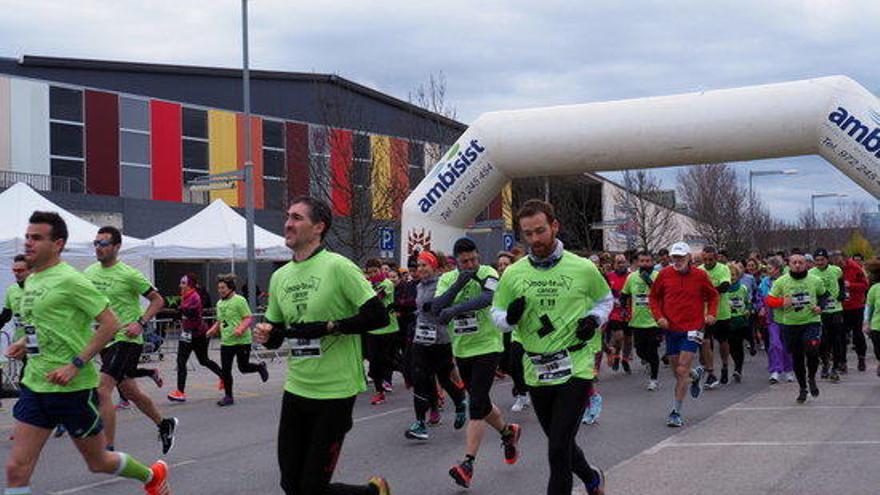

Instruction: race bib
[729,297,745,311]
[180,330,192,343]
[529,349,573,383]
[414,325,437,345]
[791,292,811,310]
[453,312,479,335]
[24,325,40,356]
[687,330,704,344]
[633,294,649,307]
[289,338,322,358]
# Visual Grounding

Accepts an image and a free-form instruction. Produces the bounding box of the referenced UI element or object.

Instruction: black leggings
[819,312,846,369]
[869,332,880,361]
[277,392,375,495]
[221,344,262,399]
[529,378,599,495]
[456,352,501,420]
[728,317,748,374]
[176,334,223,392]
[364,332,397,393]
[411,344,465,421]
[633,327,660,380]
[843,308,868,359]
[784,323,822,390]
[500,332,528,397]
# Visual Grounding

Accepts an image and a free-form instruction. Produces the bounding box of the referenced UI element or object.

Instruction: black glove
[575,315,600,341]
[421,302,432,313]
[456,270,477,286]
[506,297,526,326]
[287,321,330,339]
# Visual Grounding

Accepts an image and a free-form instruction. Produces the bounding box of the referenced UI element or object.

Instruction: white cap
[669,242,690,257]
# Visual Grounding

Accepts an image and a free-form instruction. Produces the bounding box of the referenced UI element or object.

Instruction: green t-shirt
[217,293,252,346]
[265,250,375,400]
[768,273,825,326]
[808,265,843,313]
[19,262,109,393]
[865,284,880,331]
[369,278,399,335]
[436,265,503,358]
[493,251,610,387]
[84,261,153,345]
[5,283,26,341]
[728,283,751,318]
[700,263,732,320]
[621,270,658,329]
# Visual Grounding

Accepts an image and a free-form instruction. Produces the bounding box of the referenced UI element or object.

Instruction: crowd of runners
[1,195,879,495]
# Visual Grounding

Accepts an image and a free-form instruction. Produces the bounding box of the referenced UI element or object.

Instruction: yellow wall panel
[208,109,239,206]
[370,135,392,219]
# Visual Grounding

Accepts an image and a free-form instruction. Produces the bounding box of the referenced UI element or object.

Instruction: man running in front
[4,211,169,495]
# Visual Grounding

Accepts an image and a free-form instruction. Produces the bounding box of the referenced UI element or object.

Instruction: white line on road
[48,460,196,495]
[728,405,880,411]
[353,407,410,423]
[656,440,880,449]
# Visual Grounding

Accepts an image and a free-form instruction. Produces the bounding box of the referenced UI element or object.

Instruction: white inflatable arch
[401,76,880,259]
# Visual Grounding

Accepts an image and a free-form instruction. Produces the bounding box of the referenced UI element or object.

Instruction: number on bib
[414,325,437,345]
[529,349,573,383]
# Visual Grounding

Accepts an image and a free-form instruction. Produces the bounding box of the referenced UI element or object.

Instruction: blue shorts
[664,330,702,356]
[13,386,103,438]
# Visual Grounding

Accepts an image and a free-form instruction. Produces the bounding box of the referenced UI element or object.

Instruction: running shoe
[647,379,658,391]
[511,395,530,412]
[809,378,819,398]
[858,357,867,372]
[382,380,393,393]
[582,393,603,425]
[158,418,178,455]
[586,467,606,495]
[690,367,705,399]
[216,396,234,407]
[454,400,468,430]
[732,370,742,383]
[785,372,795,383]
[53,425,66,438]
[666,410,683,427]
[258,362,269,383]
[449,460,473,488]
[720,368,729,385]
[705,374,719,389]
[144,460,170,495]
[829,371,841,383]
[611,355,621,372]
[167,390,186,402]
[820,366,830,379]
[370,392,386,405]
[150,369,164,388]
[404,420,429,440]
[116,400,132,410]
[368,477,391,495]
[769,372,780,384]
[428,408,441,426]
[501,423,522,464]
[748,344,757,357]
[796,388,808,404]
[621,358,631,375]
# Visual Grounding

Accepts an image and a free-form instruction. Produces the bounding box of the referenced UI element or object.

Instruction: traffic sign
[502,233,514,251]
[380,228,395,251]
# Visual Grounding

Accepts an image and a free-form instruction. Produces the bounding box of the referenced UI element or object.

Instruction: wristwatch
[71,356,85,369]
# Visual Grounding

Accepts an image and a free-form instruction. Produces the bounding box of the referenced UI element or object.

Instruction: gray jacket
[415,275,450,345]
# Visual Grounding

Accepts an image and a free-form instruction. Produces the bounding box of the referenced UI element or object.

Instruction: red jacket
[650,265,719,332]
[842,259,869,310]
[606,270,630,322]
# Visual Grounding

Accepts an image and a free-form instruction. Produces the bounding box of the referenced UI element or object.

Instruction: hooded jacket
[649,265,719,332]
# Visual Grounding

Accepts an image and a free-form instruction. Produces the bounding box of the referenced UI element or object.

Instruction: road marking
[48,460,196,494]
[656,440,880,449]
[354,407,409,423]
[728,405,880,411]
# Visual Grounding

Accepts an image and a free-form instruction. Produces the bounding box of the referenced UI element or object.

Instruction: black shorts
[455,352,501,420]
[13,385,103,438]
[99,341,143,382]
[608,320,632,337]
[705,319,732,342]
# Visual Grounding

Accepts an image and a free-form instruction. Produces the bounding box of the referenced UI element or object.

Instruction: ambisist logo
[417,139,487,213]
[828,107,880,158]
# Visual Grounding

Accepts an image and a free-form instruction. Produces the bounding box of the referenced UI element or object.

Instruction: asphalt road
[2,346,877,494]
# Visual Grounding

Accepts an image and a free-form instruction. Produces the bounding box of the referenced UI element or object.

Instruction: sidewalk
[604,354,880,495]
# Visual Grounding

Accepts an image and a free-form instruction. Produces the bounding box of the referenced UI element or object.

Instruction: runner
[809,249,845,381]
[4,211,169,495]
[650,241,719,427]
[758,257,795,383]
[840,253,869,372]
[404,250,467,441]
[253,196,391,495]
[726,263,751,383]
[606,255,632,374]
[205,273,268,406]
[433,237,521,489]
[622,251,660,390]
[862,259,880,377]
[765,254,828,403]
[364,258,399,405]
[654,248,670,272]
[492,199,609,495]
[167,273,223,402]
[497,251,530,412]
[0,255,29,391]
[84,226,176,454]
[698,246,731,388]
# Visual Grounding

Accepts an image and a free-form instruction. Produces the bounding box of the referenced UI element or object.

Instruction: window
[51,158,85,193]
[118,97,151,199]
[408,141,425,187]
[49,86,84,192]
[50,123,83,157]
[182,107,207,138]
[120,165,150,199]
[262,119,286,210]
[120,131,150,164]
[50,87,83,122]
[182,107,209,203]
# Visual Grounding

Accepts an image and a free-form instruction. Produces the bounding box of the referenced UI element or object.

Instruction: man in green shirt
[4,212,169,495]
[861,259,880,377]
[253,196,391,495]
[492,199,609,495]
[621,251,660,391]
[85,226,176,455]
[699,246,732,388]
[363,258,399,405]
[0,254,29,402]
[809,248,845,381]
[765,254,829,403]
[433,238,520,489]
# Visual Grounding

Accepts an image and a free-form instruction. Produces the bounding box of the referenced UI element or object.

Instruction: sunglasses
[93,239,115,247]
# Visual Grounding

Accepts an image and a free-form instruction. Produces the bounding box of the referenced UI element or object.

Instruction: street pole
[543,176,550,202]
[242,0,256,313]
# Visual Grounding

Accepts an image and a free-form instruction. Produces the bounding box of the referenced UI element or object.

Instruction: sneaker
[748,345,757,357]
[258,362,269,383]
[690,367,705,399]
[705,374,719,390]
[53,425,66,438]
[820,366,830,379]
[719,368,729,385]
[511,395,530,412]
[501,423,522,464]
[404,420,429,440]
[144,460,170,495]
[428,408,441,426]
[150,369,164,388]
[796,388,808,404]
[621,358,632,375]
[785,372,795,383]
[158,418,178,455]
[454,401,468,430]
[732,370,742,383]
[858,357,867,372]
[769,372,780,384]
[666,410,683,427]
[611,355,620,372]
[115,399,132,410]
[586,467,606,495]
[216,396,234,407]
[582,394,603,424]
[829,371,841,383]
[167,390,186,403]
[370,392,386,405]
[647,379,659,391]
[809,378,820,398]
[368,477,391,495]
[382,380,393,393]
[449,460,473,488]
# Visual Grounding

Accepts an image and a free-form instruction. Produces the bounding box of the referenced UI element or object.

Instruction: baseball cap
[814,248,829,259]
[669,242,690,257]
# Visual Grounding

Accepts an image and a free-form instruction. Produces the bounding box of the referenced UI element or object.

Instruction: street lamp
[747,168,797,248]
[810,192,848,226]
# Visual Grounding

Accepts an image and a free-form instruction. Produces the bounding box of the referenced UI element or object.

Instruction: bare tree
[614,170,680,252]
[511,175,602,251]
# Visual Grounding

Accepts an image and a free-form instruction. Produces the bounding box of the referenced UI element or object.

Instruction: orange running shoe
[144,460,170,495]
[167,390,186,402]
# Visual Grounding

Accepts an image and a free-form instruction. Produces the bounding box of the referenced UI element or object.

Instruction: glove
[421,302,432,313]
[438,308,455,325]
[575,315,600,342]
[287,321,329,339]
[456,270,477,286]
[506,297,526,326]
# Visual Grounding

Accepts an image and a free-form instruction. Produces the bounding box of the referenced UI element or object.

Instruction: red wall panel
[390,138,409,217]
[236,115,265,209]
[84,90,119,196]
[330,129,352,216]
[150,100,183,202]
[285,122,310,199]
[488,194,503,220]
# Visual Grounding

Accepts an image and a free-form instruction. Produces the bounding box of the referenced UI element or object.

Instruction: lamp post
[810,192,848,248]
[241,0,256,313]
[747,169,797,248]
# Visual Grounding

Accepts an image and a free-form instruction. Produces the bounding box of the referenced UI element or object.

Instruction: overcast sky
[2,0,878,219]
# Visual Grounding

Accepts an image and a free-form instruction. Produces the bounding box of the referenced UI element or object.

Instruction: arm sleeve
[431,273,470,314]
[588,292,614,327]
[837,277,847,301]
[334,296,390,335]
[864,304,873,323]
[491,270,515,332]
[264,321,286,350]
[445,290,493,316]
[704,274,720,317]
[491,307,514,333]
[765,295,785,308]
